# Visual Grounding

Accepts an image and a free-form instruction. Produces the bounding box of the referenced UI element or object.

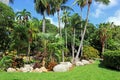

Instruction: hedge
[103,50,120,70]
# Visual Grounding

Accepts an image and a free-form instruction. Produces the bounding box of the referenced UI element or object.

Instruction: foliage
[82,46,99,59]
[102,50,120,70]
[47,62,57,71]
[0,2,15,51]
[0,55,13,71]
[33,62,42,69]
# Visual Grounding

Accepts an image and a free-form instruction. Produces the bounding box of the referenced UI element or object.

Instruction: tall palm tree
[73,0,87,58]
[70,13,81,63]
[16,9,31,24]
[75,0,110,62]
[27,18,40,61]
[61,9,71,61]
[50,0,73,36]
[34,0,50,33]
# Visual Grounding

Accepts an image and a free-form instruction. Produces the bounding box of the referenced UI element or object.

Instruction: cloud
[0,0,9,5]
[92,0,119,18]
[107,10,120,25]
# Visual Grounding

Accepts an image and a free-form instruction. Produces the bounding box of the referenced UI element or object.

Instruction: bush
[0,55,13,71]
[82,46,99,60]
[102,50,120,70]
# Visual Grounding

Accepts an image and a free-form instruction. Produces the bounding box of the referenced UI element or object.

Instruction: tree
[74,0,110,62]
[61,9,71,60]
[34,0,50,33]
[27,18,40,61]
[16,9,31,24]
[50,0,73,36]
[0,2,15,52]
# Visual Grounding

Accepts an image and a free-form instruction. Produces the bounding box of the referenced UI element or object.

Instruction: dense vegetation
[103,51,120,70]
[0,0,120,72]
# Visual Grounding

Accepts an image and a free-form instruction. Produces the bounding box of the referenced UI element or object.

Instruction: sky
[0,0,120,27]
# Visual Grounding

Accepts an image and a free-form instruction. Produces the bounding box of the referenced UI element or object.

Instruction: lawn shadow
[98,60,120,72]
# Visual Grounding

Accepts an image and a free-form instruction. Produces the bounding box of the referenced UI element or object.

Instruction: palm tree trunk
[101,42,105,57]
[62,50,64,62]
[57,10,61,36]
[80,7,83,57]
[28,41,31,62]
[72,28,75,63]
[75,4,91,61]
[42,12,46,33]
[65,28,67,55]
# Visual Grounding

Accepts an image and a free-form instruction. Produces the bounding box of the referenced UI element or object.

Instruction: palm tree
[16,9,31,24]
[61,9,71,61]
[73,0,87,58]
[74,0,110,62]
[69,13,81,63]
[27,18,40,61]
[50,0,73,36]
[34,0,50,33]
[9,0,14,3]
[99,23,112,57]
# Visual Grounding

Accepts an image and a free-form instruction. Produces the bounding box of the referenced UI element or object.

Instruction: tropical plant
[34,0,50,33]
[50,0,73,36]
[0,2,15,52]
[16,9,31,24]
[74,0,110,62]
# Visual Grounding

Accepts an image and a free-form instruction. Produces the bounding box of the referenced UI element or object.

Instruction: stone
[20,64,33,72]
[53,64,68,72]
[7,68,16,72]
[53,62,72,72]
[81,60,90,65]
[89,60,94,63]
[32,68,42,73]
[75,61,84,66]
[39,67,48,72]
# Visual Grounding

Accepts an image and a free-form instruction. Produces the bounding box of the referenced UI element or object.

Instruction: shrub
[12,57,24,68]
[0,55,13,71]
[102,50,120,70]
[47,62,57,71]
[82,46,99,60]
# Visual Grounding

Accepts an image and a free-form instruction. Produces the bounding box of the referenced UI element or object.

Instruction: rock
[32,68,42,73]
[81,60,90,65]
[60,62,72,68]
[7,68,16,72]
[75,61,84,66]
[20,64,33,72]
[40,67,48,72]
[53,62,72,72]
[89,60,94,63]
[53,64,68,72]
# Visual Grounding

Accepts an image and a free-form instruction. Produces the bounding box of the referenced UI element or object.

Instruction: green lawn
[0,61,120,80]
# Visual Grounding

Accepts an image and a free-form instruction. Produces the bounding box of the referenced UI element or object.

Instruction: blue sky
[1,0,120,26]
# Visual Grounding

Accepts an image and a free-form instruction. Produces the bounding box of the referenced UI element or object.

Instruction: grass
[0,61,120,80]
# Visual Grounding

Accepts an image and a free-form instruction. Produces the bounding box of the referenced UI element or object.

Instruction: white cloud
[0,0,9,5]
[107,10,120,25]
[92,0,119,18]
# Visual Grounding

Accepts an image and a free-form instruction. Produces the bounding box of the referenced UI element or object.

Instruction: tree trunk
[101,42,105,57]
[62,50,64,62]
[65,28,67,55]
[42,12,46,33]
[72,28,75,63]
[80,7,83,57]
[28,41,31,62]
[75,4,91,61]
[57,10,61,36]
